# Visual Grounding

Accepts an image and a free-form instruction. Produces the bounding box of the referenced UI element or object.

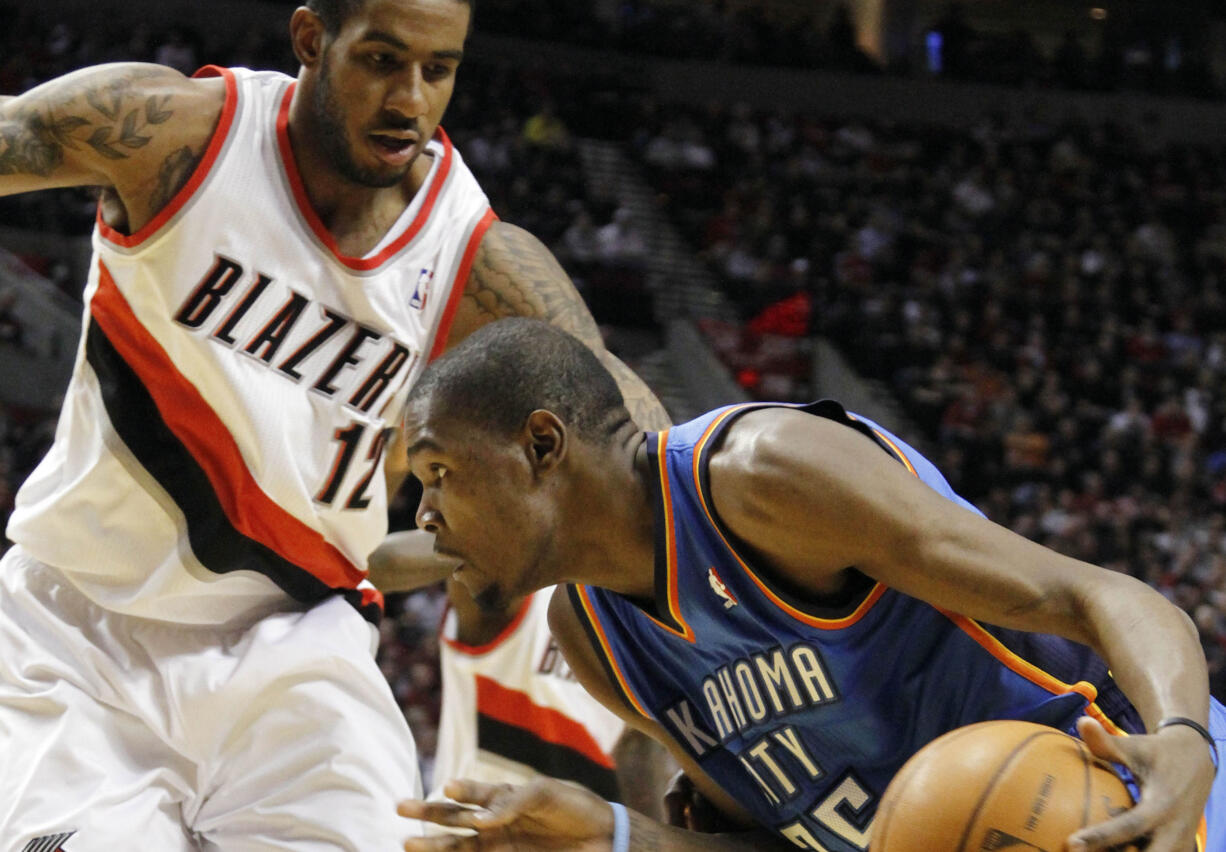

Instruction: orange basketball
[873,721,1137,852]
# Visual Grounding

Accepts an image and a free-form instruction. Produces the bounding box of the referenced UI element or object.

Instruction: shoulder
[707,407,893,535]
[99,65,228,228]
[469,220,570,286]
[707,408,826,502]
[444,220,601,349]
[68,63,226,146]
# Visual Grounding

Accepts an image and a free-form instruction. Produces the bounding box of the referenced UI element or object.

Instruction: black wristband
[1156,716,1218,772]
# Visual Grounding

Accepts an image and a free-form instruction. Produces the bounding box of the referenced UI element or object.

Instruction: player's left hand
[1066,715,1213,852]
[399,778,615,851]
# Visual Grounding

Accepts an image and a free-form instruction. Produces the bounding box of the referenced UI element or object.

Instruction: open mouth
[369,133,418,164]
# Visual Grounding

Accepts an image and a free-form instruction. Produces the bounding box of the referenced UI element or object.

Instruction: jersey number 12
[316,422,388,509]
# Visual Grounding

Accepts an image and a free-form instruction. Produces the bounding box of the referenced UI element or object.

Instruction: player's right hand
[399,778,615,851]
[1066,716,1213,852]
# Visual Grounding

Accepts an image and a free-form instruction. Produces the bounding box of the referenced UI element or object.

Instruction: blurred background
[3,0,1226,786]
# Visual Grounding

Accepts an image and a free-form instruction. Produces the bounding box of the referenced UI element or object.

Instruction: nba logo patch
[409,267,434,311]
[707,567,737,609]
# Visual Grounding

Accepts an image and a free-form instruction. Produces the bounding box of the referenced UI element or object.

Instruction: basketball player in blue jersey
[393,319,1223,852]
[0,1,667,849]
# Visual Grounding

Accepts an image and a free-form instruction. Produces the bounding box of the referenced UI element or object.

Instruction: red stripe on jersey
[275,85,454,271]
[97,66,239,248]
[428,207,497,362]
[475,675,615,769]
[360,586,383,610]
[89,260,376,599]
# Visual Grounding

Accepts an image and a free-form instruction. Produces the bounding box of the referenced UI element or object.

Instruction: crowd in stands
[633,97,1226,698]
[474,0,1222,98]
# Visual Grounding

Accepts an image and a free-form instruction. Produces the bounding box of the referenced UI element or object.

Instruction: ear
[290,6,327,68]
[522,410,567,476]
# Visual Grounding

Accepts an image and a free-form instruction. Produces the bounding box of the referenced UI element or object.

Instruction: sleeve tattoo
[465,222,672,430]
[0,66,203,215]
[0,67,169,177]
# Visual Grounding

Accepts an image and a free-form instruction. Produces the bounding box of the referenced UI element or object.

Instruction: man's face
[310,0,469,187]
[402,402,558,612]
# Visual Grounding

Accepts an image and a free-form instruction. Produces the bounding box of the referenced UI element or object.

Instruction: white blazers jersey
[431,588,626,799]
[7,66,495,625]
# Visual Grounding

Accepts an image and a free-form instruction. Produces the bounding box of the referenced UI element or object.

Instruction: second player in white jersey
[432,586,626,800]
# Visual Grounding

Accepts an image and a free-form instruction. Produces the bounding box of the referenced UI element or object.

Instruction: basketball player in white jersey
[0,1,668,849]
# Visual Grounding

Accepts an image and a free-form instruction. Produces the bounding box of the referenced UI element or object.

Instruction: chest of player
[591,552,1093,852]
[89,69,475,435]
[165,252,428,417]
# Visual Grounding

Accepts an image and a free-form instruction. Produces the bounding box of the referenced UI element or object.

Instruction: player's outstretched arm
[0,63,223,228]
[444,220,672,431]
[709,408,1215,852]
[399,777,795,851]
[367,529,458,592]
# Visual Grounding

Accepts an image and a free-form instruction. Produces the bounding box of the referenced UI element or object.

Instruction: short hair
[406,318,630,443]
[306,0,475,35]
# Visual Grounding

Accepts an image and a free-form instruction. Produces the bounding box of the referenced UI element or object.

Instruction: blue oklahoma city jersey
[571,400,1149,851]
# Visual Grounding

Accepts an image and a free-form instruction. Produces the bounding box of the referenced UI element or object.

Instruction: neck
[560,425,657,601]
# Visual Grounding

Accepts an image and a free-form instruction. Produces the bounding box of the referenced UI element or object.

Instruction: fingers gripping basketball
[874,721,1136,852]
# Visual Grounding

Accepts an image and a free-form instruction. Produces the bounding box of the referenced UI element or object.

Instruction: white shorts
[0,547,425,851]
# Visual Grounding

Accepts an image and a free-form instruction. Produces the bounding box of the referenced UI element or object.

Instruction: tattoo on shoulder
[0,66,175,178]
[465,223,604,348]
[465,223,671,431]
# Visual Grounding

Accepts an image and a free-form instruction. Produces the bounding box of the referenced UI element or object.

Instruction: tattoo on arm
[605,352,672,430]
[0,66,173,180]
[465,222,672,430]
[465,222,605,348]
[150,145,202,213]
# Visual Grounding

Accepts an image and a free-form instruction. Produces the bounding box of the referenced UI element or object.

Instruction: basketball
[873,721,1138,852]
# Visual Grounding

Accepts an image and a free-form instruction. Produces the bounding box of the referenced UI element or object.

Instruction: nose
[387,66,429,120]
[416,497,442,534]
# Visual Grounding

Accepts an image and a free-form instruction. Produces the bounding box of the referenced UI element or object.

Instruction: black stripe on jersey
[84,318,380,624]
[691,402,880,621]
[565,584,645,718]
[475,712,620,800]
[642,433,688,635]
[976,622,1144,734]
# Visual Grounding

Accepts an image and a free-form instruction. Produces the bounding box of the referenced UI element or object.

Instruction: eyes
[366,52,397,69]
[414,462,448,487]
[423,64,454,83]
[363,52,455,82]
